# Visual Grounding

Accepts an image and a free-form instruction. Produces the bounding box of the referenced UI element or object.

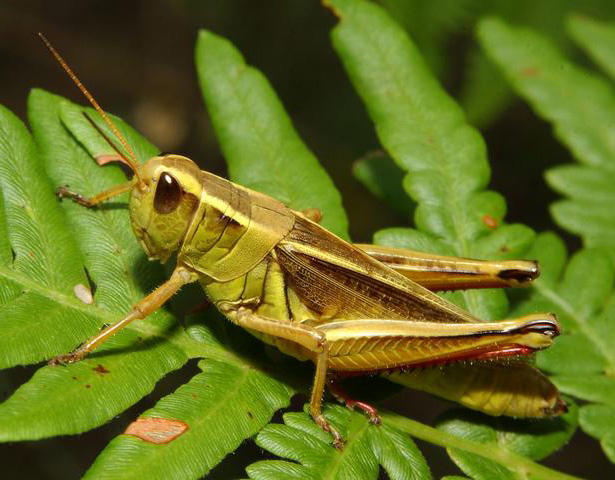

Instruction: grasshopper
[40,34,565,448]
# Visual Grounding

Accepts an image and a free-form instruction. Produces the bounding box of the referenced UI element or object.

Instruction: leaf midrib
[382,411,581,480]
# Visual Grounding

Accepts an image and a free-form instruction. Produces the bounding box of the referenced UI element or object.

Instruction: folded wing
[276,216,480,324]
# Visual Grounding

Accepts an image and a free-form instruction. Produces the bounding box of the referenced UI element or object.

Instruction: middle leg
[224,306,344,448]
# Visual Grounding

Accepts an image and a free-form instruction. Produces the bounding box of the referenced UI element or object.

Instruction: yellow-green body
[51,151,565,449]
[122,155,564,421]
[42,36,564,447]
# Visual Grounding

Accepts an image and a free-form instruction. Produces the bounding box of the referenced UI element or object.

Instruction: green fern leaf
[247,405,430,480]
[2,4,603,478]
[241,1,577,478]
[0,93,294,475]
[84,359,291,480]
[478,16,615,465]
[0,99,192,442]
[459,46,514,128]
[379,0,477,78]
[460,0,591,127]
[436,405,578,480]
[352,150,415,218]
[510,232,615,463]
[578,405,615,463]
[477,17,615,260]
[568,14,615,82]
[0,24,348,474]
[478,16,615,172]
[194,30,349,240]
[327,0,531,318]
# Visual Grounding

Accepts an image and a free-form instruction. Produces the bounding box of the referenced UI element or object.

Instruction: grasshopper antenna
[38,32,145,188]
[82,112,136,170]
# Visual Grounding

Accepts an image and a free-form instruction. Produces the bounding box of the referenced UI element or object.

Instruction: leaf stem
[381,410,581,480]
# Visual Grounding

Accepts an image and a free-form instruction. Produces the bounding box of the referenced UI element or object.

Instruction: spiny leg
[50,267,196,365]
[329,381,381,425]
[311,349,344,449]
[227,307,343,448]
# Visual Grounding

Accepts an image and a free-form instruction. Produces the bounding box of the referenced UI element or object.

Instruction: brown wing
[275,216,479,324]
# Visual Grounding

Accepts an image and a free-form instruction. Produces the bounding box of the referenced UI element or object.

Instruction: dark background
[0,1,613,478]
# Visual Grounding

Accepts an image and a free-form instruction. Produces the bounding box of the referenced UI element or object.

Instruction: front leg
[223,306,344,448]
[56,180,135,208]
[50,267,197,365]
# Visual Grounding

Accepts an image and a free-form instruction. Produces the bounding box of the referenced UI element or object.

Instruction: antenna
[38,33,144,186]
[82,112,136,171]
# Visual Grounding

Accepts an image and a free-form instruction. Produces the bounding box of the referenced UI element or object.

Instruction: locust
[40,34,565,448]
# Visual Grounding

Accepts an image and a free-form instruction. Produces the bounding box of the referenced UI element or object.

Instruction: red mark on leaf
[302,208,322,223]
[482,214,498,229]
[521,66,539,76]
[95,154,125,166]
[124,417,189,444]
[93,364,110,375]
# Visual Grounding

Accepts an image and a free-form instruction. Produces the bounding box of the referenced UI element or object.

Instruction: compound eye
[154,172,182,214]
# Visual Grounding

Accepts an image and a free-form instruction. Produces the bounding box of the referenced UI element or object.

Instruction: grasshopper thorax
[130,154,202,263]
